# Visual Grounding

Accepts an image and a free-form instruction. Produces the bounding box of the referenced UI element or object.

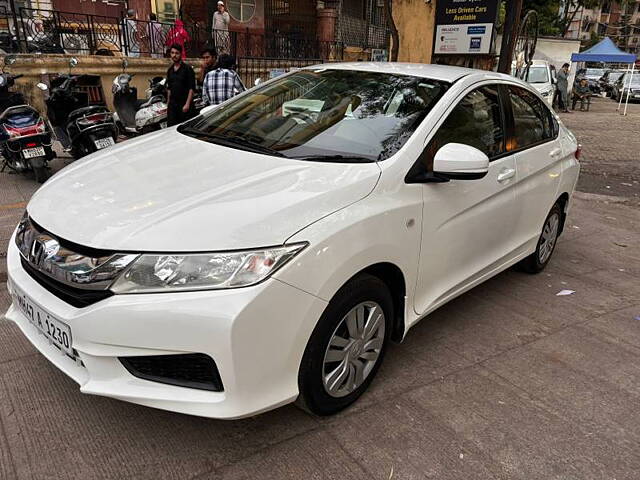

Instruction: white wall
[496,35,582,87]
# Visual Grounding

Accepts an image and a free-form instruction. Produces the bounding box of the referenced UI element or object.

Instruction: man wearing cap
[212,1,230,54]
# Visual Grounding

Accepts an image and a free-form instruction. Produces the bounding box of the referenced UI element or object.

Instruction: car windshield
[624,75,640,87]
[526,66,549,83]
[609,72,624,82]
[586,68,605,78]
[180,69,448,162]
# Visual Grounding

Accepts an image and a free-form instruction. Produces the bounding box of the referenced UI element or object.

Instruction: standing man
[202,54,245,106]
[198,48,217,86]
[212,1,230,54]
[166,44,196,126]
[556,63,572,113]
[124,9,140,57]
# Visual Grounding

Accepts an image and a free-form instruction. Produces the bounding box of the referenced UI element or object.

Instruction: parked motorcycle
[113,60,167,136]
[41,58,117,159]
[0,56,55,183]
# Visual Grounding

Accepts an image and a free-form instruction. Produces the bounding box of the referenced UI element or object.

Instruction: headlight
[110,243,307,293]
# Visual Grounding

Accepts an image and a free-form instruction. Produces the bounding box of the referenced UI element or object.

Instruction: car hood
[28,130,381,252]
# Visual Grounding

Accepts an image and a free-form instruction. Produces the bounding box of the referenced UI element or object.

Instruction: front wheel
[518,203,563,274]
[296,274,393,416]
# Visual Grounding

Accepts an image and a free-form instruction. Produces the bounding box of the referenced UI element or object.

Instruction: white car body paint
[5,63,580,418]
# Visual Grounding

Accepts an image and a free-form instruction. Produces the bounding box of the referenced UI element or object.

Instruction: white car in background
[515,60,557,107]
[5,63,580,419]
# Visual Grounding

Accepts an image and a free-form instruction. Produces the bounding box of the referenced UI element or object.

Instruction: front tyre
[518,203,563,274]
[296,274,393,416]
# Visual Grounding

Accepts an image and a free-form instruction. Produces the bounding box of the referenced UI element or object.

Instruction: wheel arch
[555,192,570,235]
[344,262,407,343]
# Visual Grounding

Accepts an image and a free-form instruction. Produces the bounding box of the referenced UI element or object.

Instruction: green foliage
[523,0,561,36]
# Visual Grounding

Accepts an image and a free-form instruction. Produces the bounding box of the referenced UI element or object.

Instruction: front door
[413,84,519,316]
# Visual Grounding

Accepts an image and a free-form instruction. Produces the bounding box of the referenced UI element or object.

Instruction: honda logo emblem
[29,235,60,269]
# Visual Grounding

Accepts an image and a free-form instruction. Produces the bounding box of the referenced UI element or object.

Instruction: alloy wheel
[322,301,385,398]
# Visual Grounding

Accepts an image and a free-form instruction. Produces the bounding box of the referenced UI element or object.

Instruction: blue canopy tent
[570,37,638,115]
[570,36,637,63]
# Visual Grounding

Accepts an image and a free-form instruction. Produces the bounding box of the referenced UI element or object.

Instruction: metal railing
[1,7,344,62]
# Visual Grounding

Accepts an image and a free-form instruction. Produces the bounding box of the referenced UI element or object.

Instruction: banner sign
[434,0,499,55]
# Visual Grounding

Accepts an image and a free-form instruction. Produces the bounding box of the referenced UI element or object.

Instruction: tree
[522,0,602,37]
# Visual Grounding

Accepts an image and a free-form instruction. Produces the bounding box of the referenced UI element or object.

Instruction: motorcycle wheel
[33,166,49,184]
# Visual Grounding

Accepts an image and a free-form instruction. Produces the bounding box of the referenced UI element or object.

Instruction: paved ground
[0,100,639,479]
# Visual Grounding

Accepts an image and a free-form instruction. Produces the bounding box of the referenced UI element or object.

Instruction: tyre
[518,203,563,274]
[33,166,49,183]
[296,274,393,416]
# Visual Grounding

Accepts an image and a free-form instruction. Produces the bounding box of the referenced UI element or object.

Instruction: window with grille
[228,0,256,22]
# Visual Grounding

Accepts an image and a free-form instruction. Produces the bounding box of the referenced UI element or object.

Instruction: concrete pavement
[0,99,639,479]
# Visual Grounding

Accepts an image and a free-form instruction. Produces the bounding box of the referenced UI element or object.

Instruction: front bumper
[5,238,327,419]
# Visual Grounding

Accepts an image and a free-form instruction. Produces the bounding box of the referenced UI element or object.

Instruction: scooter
[0,56,55,183]
[113,60,167,136]
[41,58,117,159]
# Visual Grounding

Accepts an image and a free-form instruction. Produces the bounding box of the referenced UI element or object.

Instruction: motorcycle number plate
[22,147,45,159]
[94,137,115,150]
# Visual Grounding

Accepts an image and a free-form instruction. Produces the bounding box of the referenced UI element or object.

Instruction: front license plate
[94,137,115,149]
[12,285,74,357]
[22,146,45,159]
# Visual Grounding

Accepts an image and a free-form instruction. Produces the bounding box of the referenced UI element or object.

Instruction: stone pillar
[317,6,338,60]
[129,0,152,23]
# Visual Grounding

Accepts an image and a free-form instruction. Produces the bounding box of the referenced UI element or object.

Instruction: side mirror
[200,104,217,115]
[69,57,79,68]
[254,78,262,86]
[36,82,48,91]
[406,143,490,184]
[433,143,489,180]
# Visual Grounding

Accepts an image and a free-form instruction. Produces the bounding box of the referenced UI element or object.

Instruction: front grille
[20,256,113,308]
[119,354,224,392]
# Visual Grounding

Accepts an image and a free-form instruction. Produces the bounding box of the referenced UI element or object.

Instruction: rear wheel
[518,203,563,274]
[33,165,49,183]
[296,274,393,416]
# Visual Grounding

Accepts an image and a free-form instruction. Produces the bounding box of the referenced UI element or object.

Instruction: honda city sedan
[5,63,580,418]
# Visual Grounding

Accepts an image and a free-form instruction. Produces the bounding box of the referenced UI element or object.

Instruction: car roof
[301,62,515,83]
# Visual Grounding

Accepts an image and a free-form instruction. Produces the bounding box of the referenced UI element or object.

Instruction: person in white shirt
[212,1,230,54]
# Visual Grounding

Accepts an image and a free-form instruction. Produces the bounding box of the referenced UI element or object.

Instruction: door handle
[550,147,562,158]
[497,168,515,182]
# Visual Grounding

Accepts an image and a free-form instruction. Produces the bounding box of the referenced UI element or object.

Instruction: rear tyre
[518,203,563,274]
[33,166,49,183]
[296,274,393,416]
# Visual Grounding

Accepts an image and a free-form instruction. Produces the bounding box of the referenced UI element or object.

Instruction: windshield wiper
[179,127,286,157]
[290,154,376,163]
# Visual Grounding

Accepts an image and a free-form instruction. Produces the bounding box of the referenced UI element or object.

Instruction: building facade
[565,0,640,54]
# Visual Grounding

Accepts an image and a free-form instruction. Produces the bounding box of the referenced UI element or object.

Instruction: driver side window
[422,85,505,170]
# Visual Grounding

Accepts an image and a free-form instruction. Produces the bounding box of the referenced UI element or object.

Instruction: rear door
[506,84,563,249]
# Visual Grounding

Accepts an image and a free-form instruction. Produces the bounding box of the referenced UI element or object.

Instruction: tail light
[4,119,46,138]
[574,144,582,160]
[77,113,110,127]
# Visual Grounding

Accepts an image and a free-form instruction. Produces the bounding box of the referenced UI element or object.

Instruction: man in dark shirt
[166,43,196,126]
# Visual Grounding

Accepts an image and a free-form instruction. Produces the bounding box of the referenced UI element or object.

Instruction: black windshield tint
[181,70,448,161]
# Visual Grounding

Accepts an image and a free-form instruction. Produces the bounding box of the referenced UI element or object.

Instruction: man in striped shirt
[202,54,245,106]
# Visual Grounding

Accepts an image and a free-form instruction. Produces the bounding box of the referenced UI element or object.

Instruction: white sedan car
[5,63,580,418]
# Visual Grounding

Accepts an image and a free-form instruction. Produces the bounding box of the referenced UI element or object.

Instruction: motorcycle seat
[67,105,109,123]
[138,95,165,109]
